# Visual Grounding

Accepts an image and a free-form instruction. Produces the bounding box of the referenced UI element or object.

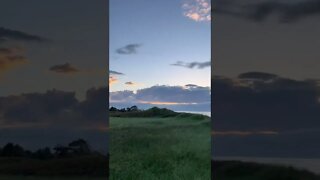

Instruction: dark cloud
[78,87,107,122]
[0,90,78,124]
[215,0,320,23]
[49,63,79,74]
[185,84,199,88]
[0,47,28,73]
[116,44,141,55]
[212,72,320,158]
[0,87,107,127]
[238,72,279,81]
[171,61,211,69]
[0,87,108,152]
[110,70,124,75]
[125,81,136,85]
[0,27,47,74]
[0,27,47,43]
[213,72,320,131]
[110,85,211,111]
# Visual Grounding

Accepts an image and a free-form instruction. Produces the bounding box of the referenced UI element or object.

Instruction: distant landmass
[109,106,209,119]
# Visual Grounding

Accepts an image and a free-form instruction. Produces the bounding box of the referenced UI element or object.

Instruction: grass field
[212,160,320,180]
[0,155,108,180]
[109,115,211,180]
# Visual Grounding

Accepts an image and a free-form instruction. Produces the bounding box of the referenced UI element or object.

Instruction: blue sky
[109,0,211,111]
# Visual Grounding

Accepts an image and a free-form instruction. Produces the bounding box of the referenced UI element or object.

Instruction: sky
[0,0,108,100]
[0,0,108,152]
[212,0,320,159]
[109,0,211,111]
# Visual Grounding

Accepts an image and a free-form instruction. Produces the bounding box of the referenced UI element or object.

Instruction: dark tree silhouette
[1,143,25,157]
[109,106,118,111]
[33,147,53,159]
[54,145,72,157]
[68,139,91,155]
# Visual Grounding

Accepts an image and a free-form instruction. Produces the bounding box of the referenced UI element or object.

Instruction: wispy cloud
[183,0,211,22]
[0,27,48,43]
[116,44,142,55]
[49,63,79,74]
[171,61,210,69]
[110,70,125,75]
[0,47,28,74]
[215,0,320,23]
[125,81,139,86]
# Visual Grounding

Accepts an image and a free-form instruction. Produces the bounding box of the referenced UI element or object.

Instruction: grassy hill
[109,112,211,180]
[110,106,208,119]
[110,107,320,179]
[212,160,320,180]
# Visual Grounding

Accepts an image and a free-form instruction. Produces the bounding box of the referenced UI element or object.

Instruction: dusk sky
[0,0,108,152]
[110,0,211,111]
[0,0,108,100]
[213,0,320,159]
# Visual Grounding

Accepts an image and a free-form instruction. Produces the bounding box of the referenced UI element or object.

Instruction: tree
[109,107,118,111]
[1,143,25,157]
[33,147,53,159]
[53,145,71,157]
[129,105,139,112]
[68,139,91,155]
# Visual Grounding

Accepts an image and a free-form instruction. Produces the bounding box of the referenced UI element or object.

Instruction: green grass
[109,115,211,180]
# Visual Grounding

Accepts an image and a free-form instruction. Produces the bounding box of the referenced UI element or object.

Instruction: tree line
[109,105,140,112]
[0,139,94,159]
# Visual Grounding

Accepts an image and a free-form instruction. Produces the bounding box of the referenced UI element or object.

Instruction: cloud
[110,70,124,75]
[49,63,79,74]
[183,0,211,22]
[0,27,47,75]
[238,72,279,81]
[185,84,201,88]
[0,47,28,74]
[109,76,118,86]
[213,72,320,131]
[212,72,320,158]
[116,44,141,55]
[171,61,211,69]
[110,85,210,111]
[215,0,320,23]
[125,81,138,86]
[109,70,124,86]
[0,87,107,127]
[0,87,108,152]
[0,27,47,43]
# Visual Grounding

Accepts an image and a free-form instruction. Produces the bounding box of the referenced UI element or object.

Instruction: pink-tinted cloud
[0,47,28,74]
[183,0,211,22]
[109,76,118,86]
